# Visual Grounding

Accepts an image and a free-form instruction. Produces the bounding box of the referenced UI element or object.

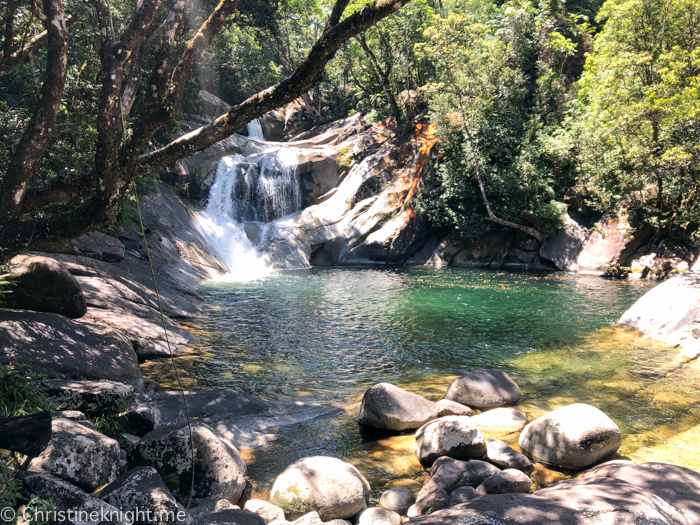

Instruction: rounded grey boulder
[449,486,478,505]
[358,383,438,431]
[406,489,449,519]
[27,418,120,491]
[245,500,286,523]
[130,421,247,505]
[5,254,87,318]
[414,416,487,465]
[444,369,521,409]
[378,487,415,515]
[518,403,621,469]
[355,508,401,525]
[476,469,532,495]
[270,456,370,521]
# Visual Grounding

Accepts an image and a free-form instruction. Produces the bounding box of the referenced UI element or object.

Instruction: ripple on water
[140,267,700,499]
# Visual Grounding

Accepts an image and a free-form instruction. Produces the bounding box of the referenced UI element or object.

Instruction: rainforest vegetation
[0,0,698,251]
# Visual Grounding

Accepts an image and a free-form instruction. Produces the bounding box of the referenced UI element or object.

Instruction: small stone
[355,508,401,525]
[471,408,527,434]
[485,439,533,473]
[449,486,478,505]
[414,416,486,465]
[378,488,415,515]
[436,399,474,417]
[406,489,449,518]
[443,369,521,409]
[290,512,323,525]
[245,500,286,523]
[476,469,532,495]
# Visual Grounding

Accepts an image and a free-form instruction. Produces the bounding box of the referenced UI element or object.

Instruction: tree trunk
[0,0,69,218]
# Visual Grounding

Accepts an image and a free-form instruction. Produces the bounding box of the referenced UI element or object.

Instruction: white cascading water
[247,118,265,140]
[197,122,303,280]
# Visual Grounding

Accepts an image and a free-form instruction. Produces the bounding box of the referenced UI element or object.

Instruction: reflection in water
[141,267,700,500]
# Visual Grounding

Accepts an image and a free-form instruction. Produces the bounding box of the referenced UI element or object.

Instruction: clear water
[141,267,700,499]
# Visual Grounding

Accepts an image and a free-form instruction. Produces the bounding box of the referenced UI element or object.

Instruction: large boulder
[518,403,621,469]
[130,422,247,505]
[96,467,185,525]
[585,461,700,524]
[42,379,134,415]
[577,217,632,272]
[27,418,120,491]
[19,471,125,525]
[72,232,126,262]
[0,309,142,386]
[407,477,686,524]
[358,383,438,431]
[4,254,86,318]
[443,369,521,409]
[471,407,527,433]
[538,213,587,272]
[270,456,370,521]
[414,417,486,465]
[475,469,532,495]
[485,439,533,473]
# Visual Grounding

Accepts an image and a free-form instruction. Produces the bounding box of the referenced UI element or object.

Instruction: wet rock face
[358,383,439,431]
[414,417,487,465]
[518,403,621,469]
[96,467,184,525]
[42,379,134,415]
[130,422,247,506]
[19,471,124,525]
[270,456,371,521]
[4,254,86,318]
[443,369,521,409]
[27,418,121,491]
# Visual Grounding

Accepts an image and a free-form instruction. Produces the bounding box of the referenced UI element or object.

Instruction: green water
[142,267,700,498]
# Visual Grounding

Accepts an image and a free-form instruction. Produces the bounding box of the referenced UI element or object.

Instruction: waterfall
[247,118,265,140]
[197,137,304,279]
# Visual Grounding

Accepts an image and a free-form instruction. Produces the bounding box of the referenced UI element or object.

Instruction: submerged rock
[96,467,184,525]
[130,422,247,505]
[270,456,370,521]
[27,418,120,491]
[443,369,521,409]
[378,488,415,515]
[518,403,621,469]
[414,416,487,465]
[471,407,527,433]
[358,383,438,431]
[475,469,531,495]
[4,254,87,318]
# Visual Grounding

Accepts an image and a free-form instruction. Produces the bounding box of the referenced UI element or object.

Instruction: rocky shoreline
[2,173,700,523]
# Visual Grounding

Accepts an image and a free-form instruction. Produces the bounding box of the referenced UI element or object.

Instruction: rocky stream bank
[2,100,700,524]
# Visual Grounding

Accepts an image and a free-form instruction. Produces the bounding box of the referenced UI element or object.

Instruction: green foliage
[0,365,53,418]
[572,0,700,228]
[0,459,21,510]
